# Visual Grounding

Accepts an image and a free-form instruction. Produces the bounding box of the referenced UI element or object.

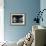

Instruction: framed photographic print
[11,13,25,25]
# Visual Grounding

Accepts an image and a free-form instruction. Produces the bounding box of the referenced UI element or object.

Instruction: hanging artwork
[11,13,25,25]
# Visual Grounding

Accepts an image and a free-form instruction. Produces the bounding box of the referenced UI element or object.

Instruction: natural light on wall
[0,0,4,42]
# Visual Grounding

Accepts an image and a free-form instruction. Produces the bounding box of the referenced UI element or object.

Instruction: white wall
[0,0,4,42]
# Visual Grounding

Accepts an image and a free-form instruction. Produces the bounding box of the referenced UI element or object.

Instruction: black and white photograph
[11,13,25,25]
